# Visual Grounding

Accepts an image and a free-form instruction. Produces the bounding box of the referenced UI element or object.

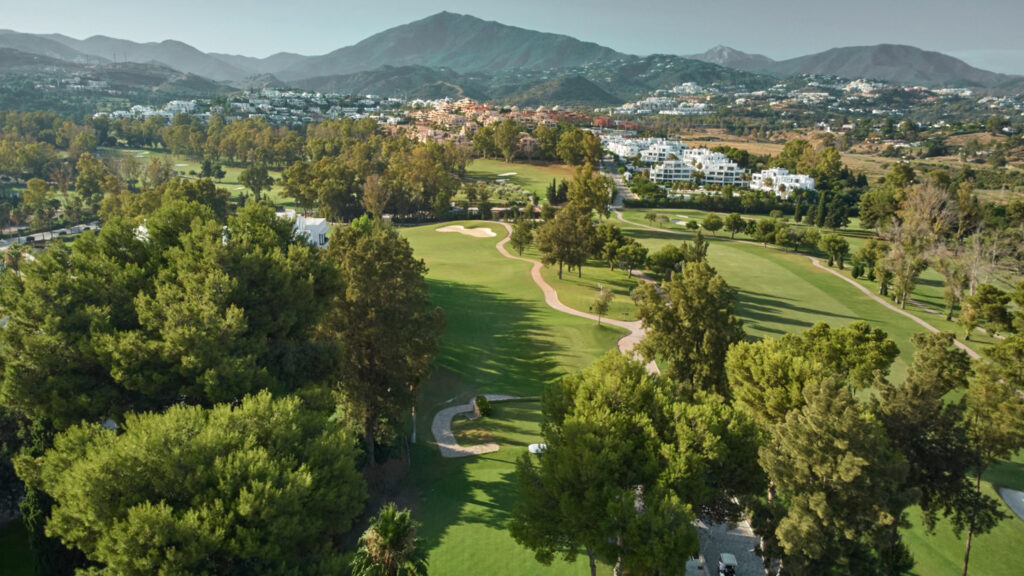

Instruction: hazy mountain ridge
[0,46,232,95]
[291,65,491,101]
[211,52,308,76]
[0,30,106,64]
[761,44,1018,87]
[44,34,254,81]
[1,13,1021,104]
[275,11,625,81]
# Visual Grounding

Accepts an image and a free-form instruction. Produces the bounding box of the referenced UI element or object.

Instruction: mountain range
[1,12,1021,104]
[689,43,1023,89]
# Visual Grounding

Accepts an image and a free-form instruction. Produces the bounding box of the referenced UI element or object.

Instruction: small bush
[852,264,864,279]
[475,395,493,417]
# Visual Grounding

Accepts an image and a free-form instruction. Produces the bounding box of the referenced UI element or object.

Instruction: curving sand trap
[436,224,497,238]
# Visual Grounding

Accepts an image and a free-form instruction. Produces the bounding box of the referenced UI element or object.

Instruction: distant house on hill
[277,209,330,248]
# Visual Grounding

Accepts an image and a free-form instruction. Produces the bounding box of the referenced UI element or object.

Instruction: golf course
[398,211,1024,576]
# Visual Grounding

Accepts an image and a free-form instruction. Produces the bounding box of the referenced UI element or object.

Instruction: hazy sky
[5,0,1024,73]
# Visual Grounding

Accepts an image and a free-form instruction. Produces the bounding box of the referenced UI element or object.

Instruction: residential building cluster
[96,100,204,122]
[94,90,406,126]
[749,168,816,198]
[612,95,710,116]
[399,98,588,145]
[602,135,815,196]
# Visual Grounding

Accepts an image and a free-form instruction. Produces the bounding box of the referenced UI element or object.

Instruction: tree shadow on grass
[403,280,569,559]
[985,460,1024,492]
[734,289,859,337]
[425,279,565,403]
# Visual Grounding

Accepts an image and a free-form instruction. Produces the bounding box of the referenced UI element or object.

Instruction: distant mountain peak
[687,45,774,71]
[762,43,1020,87]
[275,11,626,81]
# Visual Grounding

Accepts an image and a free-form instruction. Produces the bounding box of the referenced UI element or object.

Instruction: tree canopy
[16,391,366,576]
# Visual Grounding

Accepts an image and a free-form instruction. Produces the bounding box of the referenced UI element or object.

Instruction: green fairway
[401,221,623,575]
[611,214,914,379]
[466,159,577,198]
[98,147,296,207]
[615,209,996,359]
[0,520,34,576]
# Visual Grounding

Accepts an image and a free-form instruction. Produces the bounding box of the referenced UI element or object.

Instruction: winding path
[432,394,519,458]
[493,221,659,372]
[612,210,980,359]
[807,256,979,359]
[430,221,660,458]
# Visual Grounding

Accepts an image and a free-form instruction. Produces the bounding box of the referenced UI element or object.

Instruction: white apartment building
[604,137,748,187]
[604,138,644,158]
[640,141,688,163]
[649,160,694,184]
[682,149,747,187]
[750,168,815,198]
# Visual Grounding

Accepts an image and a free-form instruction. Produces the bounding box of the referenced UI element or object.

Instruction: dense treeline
[473,119,602,165]
[0,188,443,573]
[0,111,607,236]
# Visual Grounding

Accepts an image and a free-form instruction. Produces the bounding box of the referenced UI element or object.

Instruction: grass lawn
[98,147,297,207]
[0,520,34,576]
[466,159,577,198]
[400,221,623,575]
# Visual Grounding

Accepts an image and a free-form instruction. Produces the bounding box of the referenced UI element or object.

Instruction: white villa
[750,168,815,198]
[277,209,330,248]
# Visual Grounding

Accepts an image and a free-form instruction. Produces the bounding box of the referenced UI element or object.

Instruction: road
[0,222,100,250]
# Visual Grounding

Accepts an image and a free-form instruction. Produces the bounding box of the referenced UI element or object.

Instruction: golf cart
[718,553,738,576]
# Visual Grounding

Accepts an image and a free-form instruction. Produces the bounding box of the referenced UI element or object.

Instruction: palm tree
[350,503,429,576]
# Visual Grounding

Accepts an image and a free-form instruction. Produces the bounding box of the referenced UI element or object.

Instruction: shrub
[475,395,493,417]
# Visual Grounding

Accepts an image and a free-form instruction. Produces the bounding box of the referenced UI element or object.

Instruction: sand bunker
[436,225,497,238]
